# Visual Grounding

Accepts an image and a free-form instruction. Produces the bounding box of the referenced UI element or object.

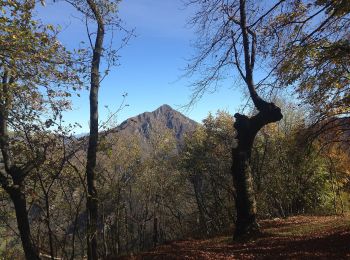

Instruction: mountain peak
[155,104,174,113]
[114,104,198,143]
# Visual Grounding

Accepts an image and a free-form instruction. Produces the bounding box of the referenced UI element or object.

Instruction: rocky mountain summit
[108,104,198,143]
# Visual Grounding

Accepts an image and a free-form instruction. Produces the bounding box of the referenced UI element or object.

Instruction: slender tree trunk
[153,216,158,247]
[85,1,105,259]
[86,69,99,259]
[102,202,108,257]
[191,173,208,233]
[0,71,40,259]
[44,192,55,260]
[8,186,40,259]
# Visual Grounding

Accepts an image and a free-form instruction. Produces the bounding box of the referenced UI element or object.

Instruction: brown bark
[45,191,55,260]
[230,0,283,239]
[191,173,209,233]
[7,184,40,260]
[153,217,158,247]
[232,102,282,238]
[85,0,105,259]
[0,71,40,259]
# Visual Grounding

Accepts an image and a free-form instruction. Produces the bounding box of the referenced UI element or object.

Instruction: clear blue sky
[35,0,244,133]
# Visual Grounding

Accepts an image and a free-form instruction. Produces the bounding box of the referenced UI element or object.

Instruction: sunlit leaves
[0,0,82,131]
[0,0,81,88]
[0,0,84,183]
[271,0,350,124]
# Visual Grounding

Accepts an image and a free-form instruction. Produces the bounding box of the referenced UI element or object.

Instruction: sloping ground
[122,215,350,260]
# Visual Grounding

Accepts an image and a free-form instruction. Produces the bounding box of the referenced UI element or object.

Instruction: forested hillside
[0,0,349,259]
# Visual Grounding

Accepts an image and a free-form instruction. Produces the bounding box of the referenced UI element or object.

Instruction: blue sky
[35,0,244,133]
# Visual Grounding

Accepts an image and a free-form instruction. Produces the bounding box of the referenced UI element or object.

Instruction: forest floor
[120,214,350,259]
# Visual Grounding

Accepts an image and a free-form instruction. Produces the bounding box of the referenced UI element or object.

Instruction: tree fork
[232,101,282,239]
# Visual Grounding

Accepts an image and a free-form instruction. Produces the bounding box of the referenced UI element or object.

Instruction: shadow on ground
[115,215,350,260]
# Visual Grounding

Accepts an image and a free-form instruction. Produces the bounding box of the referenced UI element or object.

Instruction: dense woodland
[0,0,349,259]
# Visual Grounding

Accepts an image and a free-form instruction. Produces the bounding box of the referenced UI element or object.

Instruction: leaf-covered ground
[121,215,350,259]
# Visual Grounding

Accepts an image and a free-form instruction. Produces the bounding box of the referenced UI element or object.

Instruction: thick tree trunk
[232,149,258,237]
[8,186,40,259]
[232,101,282,239]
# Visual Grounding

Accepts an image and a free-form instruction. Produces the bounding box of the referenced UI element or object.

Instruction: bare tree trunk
[102,202,108,257]
[232,103,282,238]
[0,71,40,259]
[8,185,40,259]
[85,0,105,259]
[44,192,55,260]
[190,173,208,232]
[153,217,158,247]
[85,64,100,259]
[230,0,283,239]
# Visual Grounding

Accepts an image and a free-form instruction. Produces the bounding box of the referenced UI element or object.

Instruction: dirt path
[122,215,350,259]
